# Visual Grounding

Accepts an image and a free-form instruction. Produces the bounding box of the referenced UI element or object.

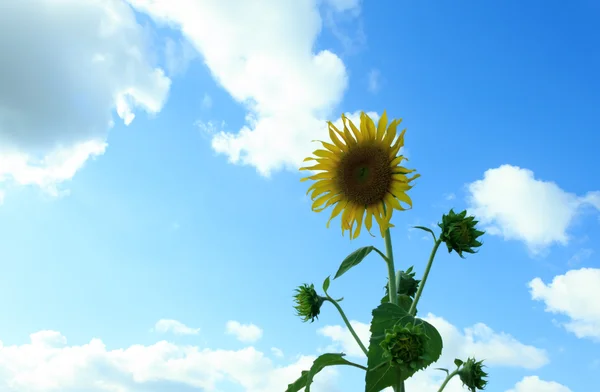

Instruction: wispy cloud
[226,321,263,343]
[367,68,381,93]
[567,248,593,266]
[153,319,200,336]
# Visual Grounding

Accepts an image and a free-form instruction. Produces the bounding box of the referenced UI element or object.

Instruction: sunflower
[300,111,419,239]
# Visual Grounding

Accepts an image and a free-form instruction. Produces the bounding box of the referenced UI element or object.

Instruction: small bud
[380,322,430,373]
[438,209,485,258]
[397,266,420,298]
[458,357,488,391]
[293,284,325,323]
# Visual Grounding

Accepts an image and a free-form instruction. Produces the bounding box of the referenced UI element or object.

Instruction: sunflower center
[336,143,392,206]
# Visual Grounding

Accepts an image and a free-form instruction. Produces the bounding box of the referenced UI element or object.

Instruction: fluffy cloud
[529,268,600,341]
[126,0,353,177]
[318,320,371,358]
[467,165,600,253]
[225,321,264,343]
[506,376,572,392]
[0,315,560,392]
[153,319,200,335]
[0,0,171,197]
[0,330,338,392]
[318,313,548,391]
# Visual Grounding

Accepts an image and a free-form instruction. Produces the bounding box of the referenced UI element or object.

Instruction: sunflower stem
[324,297,368,357]
[436,369,460,392]
[383,221,404,392]
[408,238,442,316]
[384,227,397,305]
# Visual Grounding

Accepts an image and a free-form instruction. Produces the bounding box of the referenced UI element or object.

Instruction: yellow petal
[391,181,412,195]
[341,202,355,229]
[389,129,406,159]
[345,115,363,143]
[312,192,334,210]
[384,193,404,211]
[318,140,342,153]
[364,207,375,236]
[394,191,413,208]
[302,171,335,182]
[312,148,340,161]
[299,163,335,171]
[309,183,335,200]
[314,194,342,212]
[306,179,331,194]
[329,124,347,150]
[343,122,356,147]
[352,205,366,239]
[327,200,348,228]
[407,173,421,183]
[376,110,388,142]
[390,156,407,167]
[364,113,376,140]
[383,119,401,147]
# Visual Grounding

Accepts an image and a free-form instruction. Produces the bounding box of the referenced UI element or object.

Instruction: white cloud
[0,0,171,197]
[467,165,600,253]
[445,192,456,201]
[126,0,353,177]
[506,376,572,392]
[164,37,197,76]
[0,189,4,205]
[529,268,600,341]
[319,314,548,369]
[270,347,284,358]
[201,93,213,110]
[567,248,593,267]
[367,68,381,93]
[319,314,548,391]
[153,319,200,335]
[323,0,361,13]
[425,314,549,369]
[0,330,339,392]
[318,320,371,358]
[226,321,264,343]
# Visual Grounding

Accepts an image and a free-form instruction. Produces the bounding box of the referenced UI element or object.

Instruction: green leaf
[435,368,449,375]
[454,358,464,368]
[397,295,414,314]
[413,226,437,241]
[286,353,357,392]
[365,303,444,392]
[322,276,331,294]
[334,246,374,280]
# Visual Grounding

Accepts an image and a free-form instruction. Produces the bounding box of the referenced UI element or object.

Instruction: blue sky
[0,0,599,391]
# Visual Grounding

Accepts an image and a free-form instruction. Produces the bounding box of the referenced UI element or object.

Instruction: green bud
[458,357,488,391]
[293,284,325,323]
[438,209,485,258]
[397,266,420,298]
[379,322,431,373]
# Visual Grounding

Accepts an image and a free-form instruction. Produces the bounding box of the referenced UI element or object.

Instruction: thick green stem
[384,226,405,392]
[325,298,368,357]
[384,227,397,305]
[437,369,459,392]
[408,238,442,316]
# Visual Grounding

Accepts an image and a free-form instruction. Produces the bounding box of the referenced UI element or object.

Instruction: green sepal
[323,276,331,293]
[413,225,437,241]
[286,353,357,392]
[365,303,443,392]
[334,246,374,279]
[454,358,464,368]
